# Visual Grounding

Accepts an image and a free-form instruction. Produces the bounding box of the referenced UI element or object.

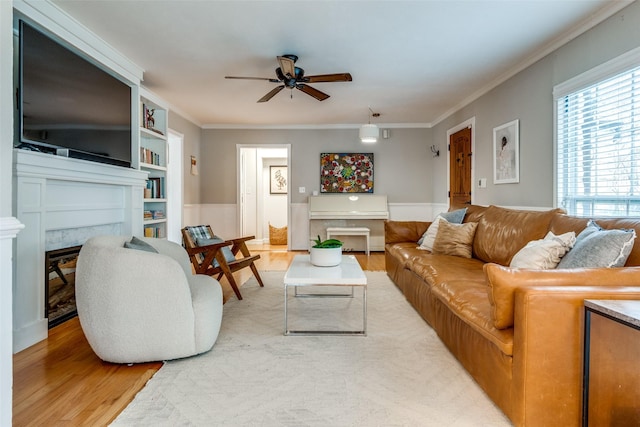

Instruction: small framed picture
[493,120,520,184]
[270,165,287,194]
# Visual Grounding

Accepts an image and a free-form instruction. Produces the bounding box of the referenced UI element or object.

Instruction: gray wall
[200,128,433,204]
[169,111,202,205]
[431,1,640,208]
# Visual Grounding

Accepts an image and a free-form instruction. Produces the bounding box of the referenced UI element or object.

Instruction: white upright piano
[308,194,389,252]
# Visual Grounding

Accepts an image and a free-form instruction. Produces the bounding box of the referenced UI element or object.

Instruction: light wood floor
[12,248,385,426]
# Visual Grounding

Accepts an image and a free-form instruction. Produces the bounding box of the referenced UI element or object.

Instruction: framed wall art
[270,165,287,194]
[493,119,520,184]
[320,153,374,193]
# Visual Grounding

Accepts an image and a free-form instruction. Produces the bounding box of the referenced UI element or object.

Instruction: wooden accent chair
[182,225,264,300]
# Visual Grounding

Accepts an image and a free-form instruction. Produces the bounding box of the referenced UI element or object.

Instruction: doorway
[238,145,291,248]
[447,118,475,207]
[167,130,184,244]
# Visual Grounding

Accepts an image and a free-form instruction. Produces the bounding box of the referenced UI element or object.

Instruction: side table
[583,299,640,426]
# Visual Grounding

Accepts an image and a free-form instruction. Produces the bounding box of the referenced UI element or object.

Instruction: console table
[583,300,640,426]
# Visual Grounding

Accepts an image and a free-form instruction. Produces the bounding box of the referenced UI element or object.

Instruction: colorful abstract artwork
[320,153,374,193]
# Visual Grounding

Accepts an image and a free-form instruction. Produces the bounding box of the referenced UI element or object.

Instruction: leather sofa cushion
[473,205,564,266]
[409,254,485,288]
[431,279,514,356]
[485,263,640,329]
[385,220,430,245]
[451,203,490,224]
[385,242,427,266]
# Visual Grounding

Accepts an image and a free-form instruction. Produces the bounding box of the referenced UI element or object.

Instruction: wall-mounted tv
[17,20,132,168]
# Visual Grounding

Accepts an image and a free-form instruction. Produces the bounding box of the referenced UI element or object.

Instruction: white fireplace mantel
[13,149,147,352]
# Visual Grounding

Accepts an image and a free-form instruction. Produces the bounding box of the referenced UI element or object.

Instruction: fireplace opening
[45,245,82,328]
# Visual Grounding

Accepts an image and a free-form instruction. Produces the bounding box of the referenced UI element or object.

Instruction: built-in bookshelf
[140,90,168,239]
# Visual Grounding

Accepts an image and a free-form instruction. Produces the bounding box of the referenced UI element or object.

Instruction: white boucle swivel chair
[76,235,223,363]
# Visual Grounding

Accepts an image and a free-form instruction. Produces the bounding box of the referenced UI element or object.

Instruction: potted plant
[309,235,343,267]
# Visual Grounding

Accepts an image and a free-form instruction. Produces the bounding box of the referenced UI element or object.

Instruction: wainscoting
[183,201,444,251]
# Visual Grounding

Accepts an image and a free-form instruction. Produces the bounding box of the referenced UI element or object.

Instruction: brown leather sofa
[384,204,640,426]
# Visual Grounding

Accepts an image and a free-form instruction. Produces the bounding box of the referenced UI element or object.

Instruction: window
[554,49,640,217]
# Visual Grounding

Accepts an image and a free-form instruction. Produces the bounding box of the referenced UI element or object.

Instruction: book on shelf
[140,147,161,166]
[145,177,165,199]
[144,225,165,238]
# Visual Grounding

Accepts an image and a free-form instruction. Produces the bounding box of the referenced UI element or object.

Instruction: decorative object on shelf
[309,235,343,267]
[146,107,155,129]
[320,153,374,193]
[493,119,520,184]
[270,165,287,194]
[190,155,199,175]
[430,145,440,157]
[359,107,380,143]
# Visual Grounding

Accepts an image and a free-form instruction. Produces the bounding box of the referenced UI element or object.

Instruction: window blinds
[556,62,640,217]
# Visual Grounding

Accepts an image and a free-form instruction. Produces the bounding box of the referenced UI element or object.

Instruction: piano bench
[326,227,370,256]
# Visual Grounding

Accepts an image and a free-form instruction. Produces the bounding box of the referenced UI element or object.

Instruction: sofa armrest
[511,285,640,427]
[384,220,430,244]
[485,264,640,329]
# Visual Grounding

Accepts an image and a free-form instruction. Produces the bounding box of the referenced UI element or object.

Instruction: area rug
[112,271,511,426]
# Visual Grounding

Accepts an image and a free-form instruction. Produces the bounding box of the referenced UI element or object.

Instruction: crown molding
[202,122,432,130]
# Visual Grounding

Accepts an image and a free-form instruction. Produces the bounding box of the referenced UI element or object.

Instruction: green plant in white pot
[309,235,343,267]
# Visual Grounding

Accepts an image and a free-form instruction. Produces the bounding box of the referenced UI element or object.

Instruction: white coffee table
[283,254,367,336]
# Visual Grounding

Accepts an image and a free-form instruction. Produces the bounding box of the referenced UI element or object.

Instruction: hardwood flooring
[12,248,385,426]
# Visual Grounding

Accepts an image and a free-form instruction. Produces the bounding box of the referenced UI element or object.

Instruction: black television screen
[18,20,132,168]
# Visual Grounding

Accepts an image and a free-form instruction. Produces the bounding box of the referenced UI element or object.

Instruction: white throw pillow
[418,216,447,252]
[510,231,576,269]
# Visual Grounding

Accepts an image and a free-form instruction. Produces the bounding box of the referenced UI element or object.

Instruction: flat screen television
[17,20,132,168]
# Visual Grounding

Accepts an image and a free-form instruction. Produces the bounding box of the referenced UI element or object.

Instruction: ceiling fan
[225,54,352,103]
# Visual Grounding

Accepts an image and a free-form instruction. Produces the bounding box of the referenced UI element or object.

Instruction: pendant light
[359,107,380,143]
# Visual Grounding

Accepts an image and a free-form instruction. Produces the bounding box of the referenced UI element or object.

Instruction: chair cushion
[197,237,236,267]
[186,225,212,241]
[123,236,158,253]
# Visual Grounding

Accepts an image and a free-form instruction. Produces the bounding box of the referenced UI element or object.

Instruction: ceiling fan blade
[304,73,353,83]
[296,84,330,101]
[277,56,296,78]
[257,85,285,103]
[226,76,280,82]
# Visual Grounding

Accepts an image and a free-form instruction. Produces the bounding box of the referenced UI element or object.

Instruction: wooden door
[449,127,472,206]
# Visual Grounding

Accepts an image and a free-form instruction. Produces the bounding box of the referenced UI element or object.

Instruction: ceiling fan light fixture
[359,124,379,143]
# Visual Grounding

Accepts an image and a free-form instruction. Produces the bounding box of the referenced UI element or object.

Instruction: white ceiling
[52,0,630,128]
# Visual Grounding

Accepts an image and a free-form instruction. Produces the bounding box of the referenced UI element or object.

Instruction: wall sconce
[190,155,199,175]
[382,129,390,139]
[430,145,440,157]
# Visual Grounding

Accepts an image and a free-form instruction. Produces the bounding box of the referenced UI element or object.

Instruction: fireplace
[45,245,82,328]
[13,149,148,352]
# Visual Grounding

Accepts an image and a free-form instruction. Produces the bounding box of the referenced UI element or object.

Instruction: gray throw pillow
[197,236,236,267]
[418,207,467,245]
[556,220,636,269]
[124,236,158,253]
